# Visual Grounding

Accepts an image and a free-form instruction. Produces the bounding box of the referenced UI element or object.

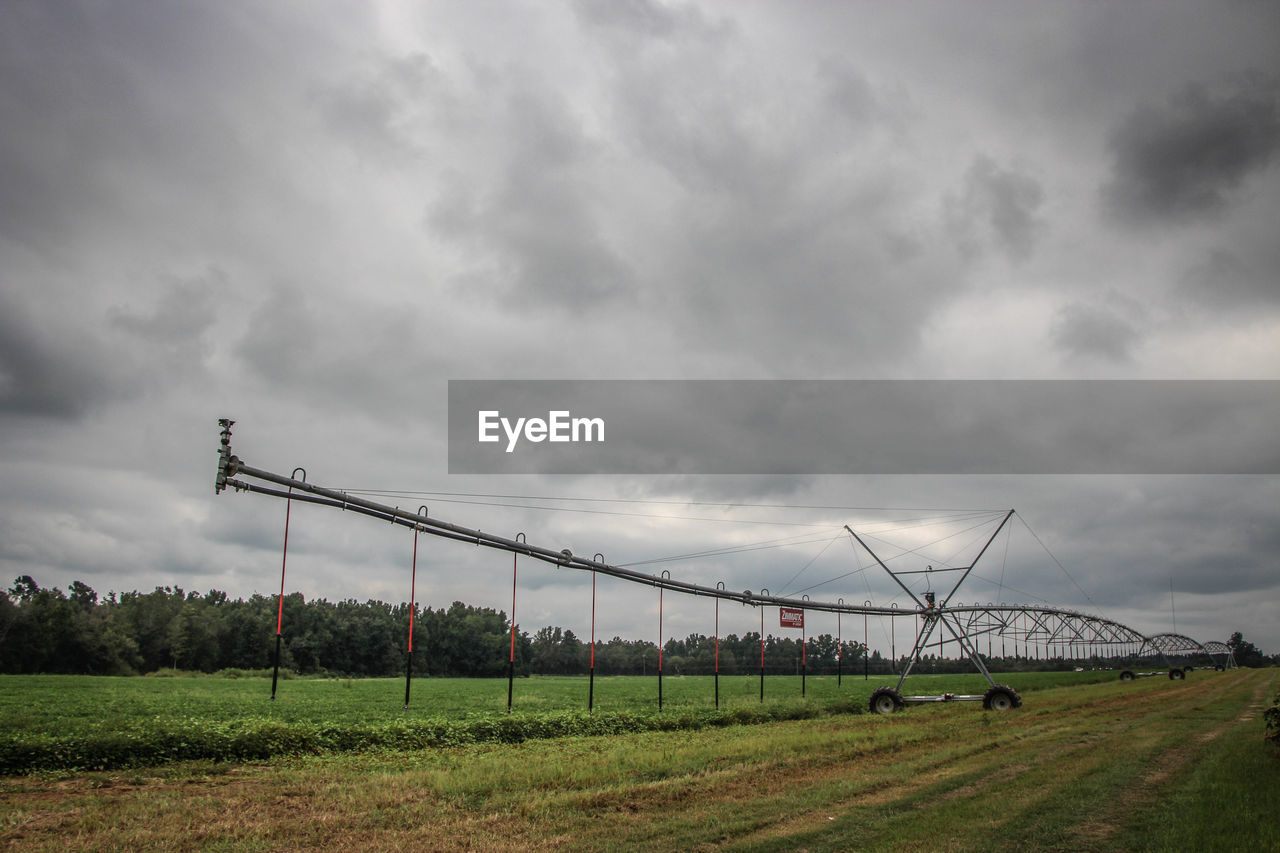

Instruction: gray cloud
[1104,76,1280,225]
[945,155,1046,263]
[1051,301,1143,363]
[0,294,117,419]
[1179,246,1280,311]
[571,0,721,40]
[109,270,220,373]
[315,53,445,164]
[1,1,1277,653]
[423,82,635,309]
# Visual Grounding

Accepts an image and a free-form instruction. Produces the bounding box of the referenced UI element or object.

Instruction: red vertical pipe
[409,528,418,653]
[759,605,765,702]
[269,484,294,701]
[801,609,806,697]
[508,550,518,714]
[276,489,292,635]
[760,609,765,668]
[658,587,663,671]
[891,604,896,671]
[657,585,664,710]
[510,554,518,663]
[837,610,842,685]
[588,569,597,714]
[714,596,720,709]
[404,523,419,709]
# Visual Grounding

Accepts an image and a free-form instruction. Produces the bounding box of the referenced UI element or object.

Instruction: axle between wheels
[869,684,1022,714]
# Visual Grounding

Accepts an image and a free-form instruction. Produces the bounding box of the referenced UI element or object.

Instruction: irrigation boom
[218,423,904,618]
[214,419,1230,712]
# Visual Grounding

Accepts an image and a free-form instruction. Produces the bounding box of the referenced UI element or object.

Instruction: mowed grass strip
[725,669,1276,853]
[1,668,1274,852]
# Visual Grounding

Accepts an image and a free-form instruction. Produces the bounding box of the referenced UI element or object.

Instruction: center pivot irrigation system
[214,420,1230,714]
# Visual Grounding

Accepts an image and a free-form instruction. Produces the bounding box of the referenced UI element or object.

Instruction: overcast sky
[2,1,1278,658]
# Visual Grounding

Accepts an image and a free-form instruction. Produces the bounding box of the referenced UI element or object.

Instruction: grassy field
[0,670,1113,773]
[1,668,1276,851]
[0,668,1115,728]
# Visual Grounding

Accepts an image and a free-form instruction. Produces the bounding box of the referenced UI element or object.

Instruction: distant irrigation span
[213,419,1233,714]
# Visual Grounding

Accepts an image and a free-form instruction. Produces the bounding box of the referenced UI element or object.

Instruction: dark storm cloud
[109,271,219,366]
[234,286,321,388]
[425,84,634,308]
[570,0,723,41]
[0,1,299,255]
[0,2,140,253]
[315,52,448,163]
[1022,476,1280,610]
[230,284,451,436]
[1050,302,1142,363]
[1,269,218,423]
[1,0,1277,654]
[592,37,949,371]
[1179,246,1280,311]
[1104,76,1280,225]
[817,60,897,134]
[0,294,116,419]
[945,155,1046,263]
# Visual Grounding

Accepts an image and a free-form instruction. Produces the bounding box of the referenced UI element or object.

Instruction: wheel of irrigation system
[1169,668,1185,680]
[982,684,1022,711]
[869,686,905,715]
[1120,670,1136,681]
[1215,665,1225,671]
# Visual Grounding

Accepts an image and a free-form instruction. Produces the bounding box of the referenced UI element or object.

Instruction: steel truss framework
[1202,641,1238,669]
[949,604,1149,659]
[1143,633,1234,670]
[214,421,1229,708]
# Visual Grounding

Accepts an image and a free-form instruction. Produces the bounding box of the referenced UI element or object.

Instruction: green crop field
[1,668,1115,724]
[0,670,1115,774]
[2,668,1277,851]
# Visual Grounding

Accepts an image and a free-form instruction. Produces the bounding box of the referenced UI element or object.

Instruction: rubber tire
[1215,665,1224,671]
[982,684,1022,711]
[1120,670,1136,681]
[1169,668,1185,680]
[869,686,904,715]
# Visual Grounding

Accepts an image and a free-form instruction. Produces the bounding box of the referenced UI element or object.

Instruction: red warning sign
[779,607,804,628]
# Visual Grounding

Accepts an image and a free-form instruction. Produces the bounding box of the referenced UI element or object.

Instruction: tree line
[0,577,870,677]
[1,577,1272,676]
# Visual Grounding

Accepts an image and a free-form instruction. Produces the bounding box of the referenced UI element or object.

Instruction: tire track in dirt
[1065,670,1266,849]
[707,686,1171,849]
[723,671,1266,852]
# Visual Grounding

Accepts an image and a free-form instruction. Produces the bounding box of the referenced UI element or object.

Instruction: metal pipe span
[216,443,1164,645]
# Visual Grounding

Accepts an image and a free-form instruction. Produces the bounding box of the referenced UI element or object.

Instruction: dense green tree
[1228,631,1267,668]
[8,577,1267,679]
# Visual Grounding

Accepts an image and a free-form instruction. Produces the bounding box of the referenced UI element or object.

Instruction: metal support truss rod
[222,479,1156,637]
[219,454,906,618]
[845,514,1013,689]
